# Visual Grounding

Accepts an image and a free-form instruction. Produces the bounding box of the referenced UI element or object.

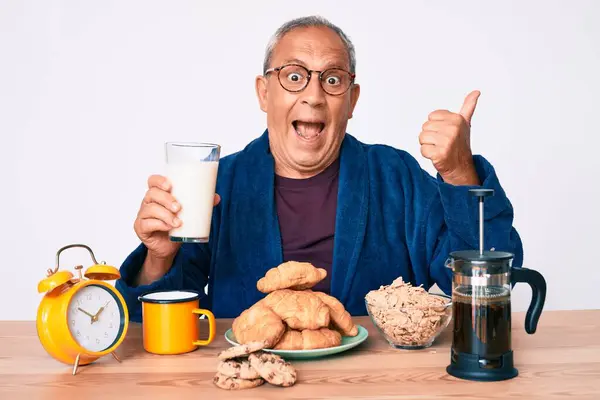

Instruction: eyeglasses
[264,64,356,96]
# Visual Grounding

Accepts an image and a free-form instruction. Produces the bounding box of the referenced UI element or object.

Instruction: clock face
[67,284,125,352]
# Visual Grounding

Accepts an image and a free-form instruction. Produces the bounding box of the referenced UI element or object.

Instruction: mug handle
[192,308,216,346]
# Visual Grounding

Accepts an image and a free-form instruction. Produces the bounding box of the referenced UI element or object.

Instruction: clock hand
[78,307,95,321]
[92,301,110,323]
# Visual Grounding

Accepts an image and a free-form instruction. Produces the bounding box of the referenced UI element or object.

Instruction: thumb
[459,90,481,125]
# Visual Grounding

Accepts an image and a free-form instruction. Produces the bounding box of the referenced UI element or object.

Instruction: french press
[446,189,547,381]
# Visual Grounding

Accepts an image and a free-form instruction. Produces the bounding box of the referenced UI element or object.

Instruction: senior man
[116,16,523,322]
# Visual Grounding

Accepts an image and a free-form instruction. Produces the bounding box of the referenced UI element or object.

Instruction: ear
[255,75,268,113]
[348,83,360,119]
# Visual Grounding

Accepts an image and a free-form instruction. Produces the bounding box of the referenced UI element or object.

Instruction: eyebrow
[280,58,348,71]
[281,58,307,66]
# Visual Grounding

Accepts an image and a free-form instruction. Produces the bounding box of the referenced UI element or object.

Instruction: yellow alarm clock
[37,244,129,375]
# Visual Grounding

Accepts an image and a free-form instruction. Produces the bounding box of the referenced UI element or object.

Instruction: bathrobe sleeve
[420,155,524,295]
[115,243,211,322]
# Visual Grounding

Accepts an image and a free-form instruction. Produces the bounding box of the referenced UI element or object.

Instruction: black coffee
[452,292,511,357]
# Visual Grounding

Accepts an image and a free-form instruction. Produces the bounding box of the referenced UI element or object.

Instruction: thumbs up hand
[419,90,481,186]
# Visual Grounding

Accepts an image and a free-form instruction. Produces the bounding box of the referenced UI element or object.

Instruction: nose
[300,74,326,108]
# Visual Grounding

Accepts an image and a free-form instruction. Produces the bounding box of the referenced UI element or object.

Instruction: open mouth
[292,120,326,140]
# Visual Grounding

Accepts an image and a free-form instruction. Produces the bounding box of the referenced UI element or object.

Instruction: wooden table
[1,310,599,399]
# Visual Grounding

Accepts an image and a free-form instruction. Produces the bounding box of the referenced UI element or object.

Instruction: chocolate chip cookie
[217,358,261,380]
[212,372,265,390]
[217,340,267,361]
[248,351,297,387]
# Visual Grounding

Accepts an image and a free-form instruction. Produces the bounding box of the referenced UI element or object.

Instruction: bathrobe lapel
[228,131,283,304]
[330,134,369,305]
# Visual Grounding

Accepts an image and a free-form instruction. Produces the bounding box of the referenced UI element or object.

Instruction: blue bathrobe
[116,130,523,322]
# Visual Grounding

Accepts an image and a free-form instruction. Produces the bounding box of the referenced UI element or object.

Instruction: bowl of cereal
[365,277,452,349]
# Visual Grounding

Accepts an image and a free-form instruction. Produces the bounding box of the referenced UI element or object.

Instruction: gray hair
[262,16,356,75]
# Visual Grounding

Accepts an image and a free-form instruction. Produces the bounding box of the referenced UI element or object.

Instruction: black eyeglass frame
[264,63,356,96]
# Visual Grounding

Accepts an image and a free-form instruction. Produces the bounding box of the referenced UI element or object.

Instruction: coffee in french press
[446,189,547,381]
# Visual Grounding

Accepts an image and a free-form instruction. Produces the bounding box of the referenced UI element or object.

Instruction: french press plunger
[446,189,547,381]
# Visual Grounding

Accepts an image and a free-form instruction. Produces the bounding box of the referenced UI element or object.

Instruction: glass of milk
[165,142,220,243]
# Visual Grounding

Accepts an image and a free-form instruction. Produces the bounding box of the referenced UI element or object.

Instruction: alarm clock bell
[37,244,129,375]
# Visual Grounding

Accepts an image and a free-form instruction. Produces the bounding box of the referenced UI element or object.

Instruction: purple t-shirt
[274,157,340,294]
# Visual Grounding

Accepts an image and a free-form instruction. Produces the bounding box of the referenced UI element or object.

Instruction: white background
[1,0,599,320]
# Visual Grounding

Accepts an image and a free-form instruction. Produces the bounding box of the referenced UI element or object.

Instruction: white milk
[166,161,219,242]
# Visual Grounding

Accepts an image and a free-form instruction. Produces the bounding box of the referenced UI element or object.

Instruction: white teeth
[294,121,324,139]
[295,128,321,139]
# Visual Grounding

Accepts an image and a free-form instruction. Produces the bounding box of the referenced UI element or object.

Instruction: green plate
[224,325,369,360]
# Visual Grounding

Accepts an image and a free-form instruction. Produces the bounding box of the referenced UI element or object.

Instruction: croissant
[232,304,285,348]
[273,328,303,350]
[257,261,327,293]
[302,327,342,349]
[273,327,342,350]
[259,289,330,330]
[311,291,358,336]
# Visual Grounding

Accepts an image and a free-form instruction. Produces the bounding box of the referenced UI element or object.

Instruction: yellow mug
[138,290,216,355]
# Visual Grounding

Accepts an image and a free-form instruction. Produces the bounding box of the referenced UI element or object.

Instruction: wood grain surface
[1,310,599,399]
